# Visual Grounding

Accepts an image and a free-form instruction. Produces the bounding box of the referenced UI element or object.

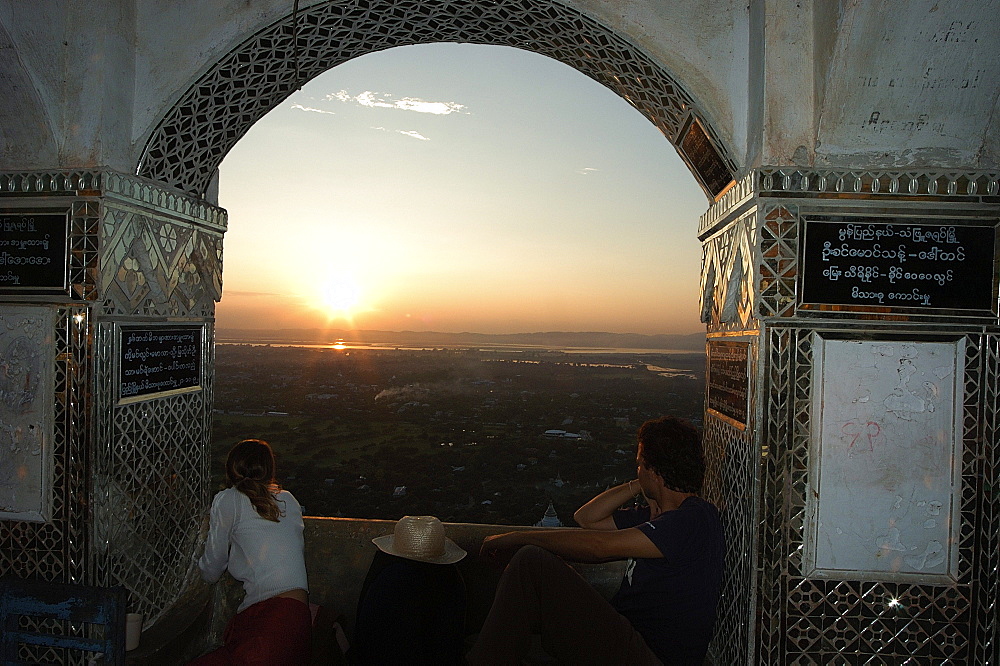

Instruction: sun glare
[318,272,364,320]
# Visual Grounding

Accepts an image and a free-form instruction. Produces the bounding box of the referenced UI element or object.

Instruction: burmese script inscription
[0,211,69,291]
[801,218,997,313]
[119,326,202,402]
[707,340,749,428]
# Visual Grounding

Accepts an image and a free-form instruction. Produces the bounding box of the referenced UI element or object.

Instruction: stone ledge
[169,517,626,663]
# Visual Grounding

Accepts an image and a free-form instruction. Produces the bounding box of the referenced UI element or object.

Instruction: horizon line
[215,326,707,337]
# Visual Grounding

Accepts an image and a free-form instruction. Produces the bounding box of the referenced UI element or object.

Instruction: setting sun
[216,43,706,336]
[318,271,365,320]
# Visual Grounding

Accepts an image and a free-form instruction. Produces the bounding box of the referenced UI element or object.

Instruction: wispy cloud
[290,103,336,116]
[371,126,431,141]
[397,130,431,141]
[394,98,466,115]
[329,90,467,115]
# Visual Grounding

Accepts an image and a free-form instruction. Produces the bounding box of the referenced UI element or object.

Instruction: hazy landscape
[216,328,707,351]
[211,331,707,526]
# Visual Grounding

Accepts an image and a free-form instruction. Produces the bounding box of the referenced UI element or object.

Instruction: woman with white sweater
[190,439,310,665]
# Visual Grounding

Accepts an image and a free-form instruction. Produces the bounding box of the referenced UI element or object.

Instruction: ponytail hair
[226,439,283,522]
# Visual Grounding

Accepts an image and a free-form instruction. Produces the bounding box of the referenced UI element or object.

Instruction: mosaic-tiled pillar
[698,173,761,665]
[0,171,225,631]
[700,169,1000,664]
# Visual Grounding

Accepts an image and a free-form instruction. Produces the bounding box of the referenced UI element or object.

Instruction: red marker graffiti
[842,420,881,455]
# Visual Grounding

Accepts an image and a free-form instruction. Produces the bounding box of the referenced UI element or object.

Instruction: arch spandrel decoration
[137,0,736,199]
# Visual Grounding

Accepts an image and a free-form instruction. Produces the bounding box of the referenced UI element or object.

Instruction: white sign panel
[0,306,55,522]
[805,335,964,582]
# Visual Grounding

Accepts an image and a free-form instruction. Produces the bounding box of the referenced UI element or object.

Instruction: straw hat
[372,515,467,564]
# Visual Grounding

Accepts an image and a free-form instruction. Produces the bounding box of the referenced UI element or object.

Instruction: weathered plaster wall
[759,0,816,167]
[132,0,294,152]
[747,0,1000,169]
[815,0,1000,168]
[0,1,135,170]
[0,17,54,167]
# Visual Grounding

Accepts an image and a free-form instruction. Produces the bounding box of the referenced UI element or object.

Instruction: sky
[216,43,709,336]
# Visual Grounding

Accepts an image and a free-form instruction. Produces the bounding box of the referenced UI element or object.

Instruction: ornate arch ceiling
[138,0,735,199]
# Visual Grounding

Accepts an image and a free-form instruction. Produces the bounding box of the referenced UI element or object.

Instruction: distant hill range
[216,328,707,351]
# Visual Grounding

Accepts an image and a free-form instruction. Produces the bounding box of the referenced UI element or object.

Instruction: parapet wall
[128,518,628,664]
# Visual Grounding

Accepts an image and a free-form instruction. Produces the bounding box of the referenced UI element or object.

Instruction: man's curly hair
[637,416,704,493]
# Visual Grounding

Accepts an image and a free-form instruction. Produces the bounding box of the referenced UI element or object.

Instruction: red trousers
[189,596,312,665]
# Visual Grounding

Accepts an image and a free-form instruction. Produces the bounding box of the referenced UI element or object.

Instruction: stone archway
[3,2,999,663]
[137,0,735,200]
[125,2,749,660]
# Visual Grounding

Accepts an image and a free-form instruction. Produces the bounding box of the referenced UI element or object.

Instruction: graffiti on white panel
[807,337,963,580]
[0,307,54,522]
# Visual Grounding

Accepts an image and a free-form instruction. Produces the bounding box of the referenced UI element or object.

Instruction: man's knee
[506,544,571,583]
[511,544,547,561]
[509,544,558,568]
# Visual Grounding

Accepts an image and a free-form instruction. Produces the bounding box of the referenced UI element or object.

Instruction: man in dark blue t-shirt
[468,416,724,666]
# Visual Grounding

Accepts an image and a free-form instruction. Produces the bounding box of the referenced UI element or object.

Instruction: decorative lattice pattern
[91,323,214,625]
[68,201,100,301]
[958,340,981,589]
[698,192,761,664]
[756,326,795,664]
[973,332,999,664]
[759,327,994,663]
[99,203,223,319]
[2,173,222,632]
[702,337,759,666]
[700,209,757,334]
[0,171,102,195]
[103,172,227,229]
[758,203,798,319]
[137,0,734,197]
[701,168,1000,239]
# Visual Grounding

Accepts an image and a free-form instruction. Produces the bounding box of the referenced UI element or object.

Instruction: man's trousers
[467,545,662,665]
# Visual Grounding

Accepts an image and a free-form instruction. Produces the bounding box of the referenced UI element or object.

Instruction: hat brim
[372,534,467,565]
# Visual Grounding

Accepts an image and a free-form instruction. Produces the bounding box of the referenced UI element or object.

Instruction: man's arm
[573,480,639,530]
[480,526,661,567]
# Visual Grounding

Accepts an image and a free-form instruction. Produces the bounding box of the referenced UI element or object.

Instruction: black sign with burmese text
[0,211,69,291]
[119,327,202,402]
[801,218,997,313]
